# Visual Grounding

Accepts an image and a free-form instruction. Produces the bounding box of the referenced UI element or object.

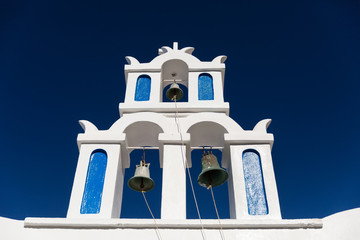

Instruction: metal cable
[210,186,226,240]
[142,191,163,240]
[173,97,207,240]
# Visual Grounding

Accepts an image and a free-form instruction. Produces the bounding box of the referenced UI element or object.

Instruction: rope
[173,96,207,240]
[210,186,225,240]
[142,191,163,240]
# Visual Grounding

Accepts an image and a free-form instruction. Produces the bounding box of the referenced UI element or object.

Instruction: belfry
[67,42,280,220]
[1,42,359,239]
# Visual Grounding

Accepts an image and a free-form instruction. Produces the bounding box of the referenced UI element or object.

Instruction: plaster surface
[1,209,359,239]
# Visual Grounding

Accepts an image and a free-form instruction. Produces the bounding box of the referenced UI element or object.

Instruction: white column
[161,144,187,219]
[149,72,161,103]
[106,144,124,218]
[228,144,281,220]
[209,71,224,103]
[256,144,282,219]
[67,144,124,219]
[228,145,248,219]
[124,73,137,103]
[188,72,198,103]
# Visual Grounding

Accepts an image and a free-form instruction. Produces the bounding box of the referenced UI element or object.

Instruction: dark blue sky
[0,0,359,220]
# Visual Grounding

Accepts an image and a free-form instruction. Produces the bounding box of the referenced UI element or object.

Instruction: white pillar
[67,144,124,219]
[228,144,281,220]
[256,144,282,219]
[209,71,224,103]
[149,72,161,103]
[124,72,137,103]
[228,145,248,219]
[160,144,187,219]
[188,72,198,103]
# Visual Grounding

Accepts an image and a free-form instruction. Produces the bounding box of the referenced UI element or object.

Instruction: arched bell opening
[121,148,162,219]
[161,59,189,102]
[186,149,230,219]
[121,121,163,218]
[186,122,229,219]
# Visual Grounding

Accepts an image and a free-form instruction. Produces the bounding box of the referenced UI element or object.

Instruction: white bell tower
[5,42,358,240]
[66,42,281,220]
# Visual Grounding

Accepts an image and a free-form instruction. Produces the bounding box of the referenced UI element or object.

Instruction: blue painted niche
[242,149,268,215]
[135,75,151,101]
[198,73,214,100]
[80,149,107,214]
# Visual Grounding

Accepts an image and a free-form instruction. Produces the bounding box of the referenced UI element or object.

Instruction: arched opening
[135,75,151,101]
[198,73,214,100]
[186,149,230,219]
[161,59,189,102]
[186,122,229,219]
[242,149,268,215]
[80,149,107,214]
[121,149,162,219]
[121,121,163,218]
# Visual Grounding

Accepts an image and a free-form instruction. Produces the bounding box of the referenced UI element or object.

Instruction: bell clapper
[140,177,144,191]
[207,174,212,189]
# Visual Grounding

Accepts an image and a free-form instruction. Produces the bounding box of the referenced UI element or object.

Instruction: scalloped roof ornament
[125,42,227,67]
[158,42,194,55]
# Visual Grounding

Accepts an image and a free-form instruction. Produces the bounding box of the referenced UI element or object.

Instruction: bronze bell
[166,82,183,101]
[128,161,155,192]
[198,152,228,188]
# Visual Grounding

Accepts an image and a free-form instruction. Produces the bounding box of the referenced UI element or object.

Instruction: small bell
[198,152,228,188]
[128,160,155,192]
[166,82,183,101]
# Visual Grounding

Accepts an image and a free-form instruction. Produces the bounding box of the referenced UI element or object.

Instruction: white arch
[161,59,189,87]
[124,121,163,148]
[109,112,175,133]
[181,112,244,134]
[187,121,227,148]
[151,51,202,67]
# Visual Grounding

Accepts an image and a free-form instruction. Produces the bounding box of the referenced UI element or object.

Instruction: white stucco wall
[1,208,360,240]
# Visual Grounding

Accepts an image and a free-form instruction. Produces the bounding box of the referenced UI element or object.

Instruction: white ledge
[119,102,230,117]
[24,218,323,230]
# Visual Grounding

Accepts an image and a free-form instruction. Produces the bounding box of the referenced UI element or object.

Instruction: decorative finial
[158,42,196,55]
